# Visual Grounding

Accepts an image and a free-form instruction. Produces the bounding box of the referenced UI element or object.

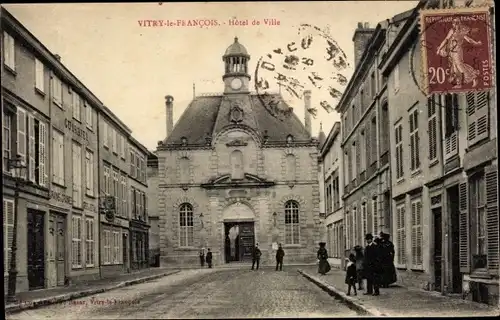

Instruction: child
[345,253,358,296]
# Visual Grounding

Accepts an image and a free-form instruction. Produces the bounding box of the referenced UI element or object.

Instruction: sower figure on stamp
[205,248,213,268]
[251,243,261,270]
[276,243,285,271]
[363,233,381,296]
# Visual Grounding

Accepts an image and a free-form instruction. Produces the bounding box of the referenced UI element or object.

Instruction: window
[52,130,65,185]
[3,31,15,70]
[361,202,367,238]
[2,109,12,173]
[230,150,244,180]
[360,131,366,172]
[135,154,140,179]
[3,199,14,275]
[345,211,351,250]
[117,135,122,158]
[409,108,420,172]
[428,96,438,162]
[103,164,111,195]
[29,118,37,183]
[351,142,356,181]
[130,151,135,177]
[466,91,489,146]
[394,64,400,91]
[351,105,357,127]
[381,104,389,154]
[344,151,350,186]
[325,177,332,213]
[35,58,44,92]
[121,175,127,216]
[370,71,376,98]
[285,200,300,245]
[17,107,27,178]
[352,206,357,245]
[444,93,459,137]
[72,215,83,268]
[360,89,365,111]
[120,137,126,159]
[85,150,94,196]
[371,117,377,163]
[395,124,403,180]
[103,230,111,265]
[107,125,113,151]
[85,102,93,130]
[470,173,486,257]
[112,129,118,154]
[179,157,190,183]
[72,142,82,208]
[334,176,340,210]
[72,90,81,122]
[34,119,47,186]
[85,218,95,267]
[285,153,296,181]
[411,198,423,268]
[51,75,63,106]
[179,203,194,247]
[113,169,119,215]
[372,197,378,236]
[396,202,406,265]
[103,121,109,147]
[112,231,121,264]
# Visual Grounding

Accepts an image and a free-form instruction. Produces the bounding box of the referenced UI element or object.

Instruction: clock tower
[222,37,251,94]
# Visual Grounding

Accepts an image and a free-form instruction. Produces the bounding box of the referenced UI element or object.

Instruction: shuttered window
[103,121,108,147]
[459,182,470,272]
[38,122,47,186]
[361,131,367,173]
[396,203,406,266]
[85,218,95,267]
[3,31,16,70]
[361,203,367,238]
[103,230,111,264]
[71,215,83,269]
[2,109,12,174]
[371,117,377,165]
[51,75,63,107]
[411,198,423,269]
[409,108,420,172]
[352,206,357,245]
[28,114,36,182]
[485,167,499,272]
[17,107,27,179]
[444,94,458,161]
[395,124,403,179]
[351,143,357,181]
[372,197,378,236]
[72,89,82,122]
[35,58,45,92]
[72,142,82,208]
[428,96,438,162]
[52,129,65,185]
[466,91,489,146]
[345,211,351,250]
[3,199,14,275]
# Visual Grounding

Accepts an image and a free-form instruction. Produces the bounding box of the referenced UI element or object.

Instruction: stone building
[147,152,160,265]
[156,37,322,267]
[383,0,498,306]
[318,122,345,269]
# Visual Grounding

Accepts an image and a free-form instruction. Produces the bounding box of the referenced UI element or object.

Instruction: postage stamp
[419,6,494,96]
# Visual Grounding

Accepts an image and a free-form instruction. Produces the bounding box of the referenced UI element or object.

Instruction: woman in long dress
[436,18,483,89]
[379,232,397,287]
[317,242,331,275]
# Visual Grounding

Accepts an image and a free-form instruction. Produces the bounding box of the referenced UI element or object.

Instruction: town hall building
[156,37,322,266]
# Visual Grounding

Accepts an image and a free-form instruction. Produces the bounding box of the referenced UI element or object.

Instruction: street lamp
[7,154,28,303]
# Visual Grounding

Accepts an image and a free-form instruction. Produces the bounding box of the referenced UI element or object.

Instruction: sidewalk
[299,266,500,317]
[5,267,180,314]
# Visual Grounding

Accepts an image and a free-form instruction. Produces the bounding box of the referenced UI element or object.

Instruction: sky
[4,1,418,150]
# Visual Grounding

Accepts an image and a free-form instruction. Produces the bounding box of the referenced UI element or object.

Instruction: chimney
[165,95,174,137]
[352,21,376,68]
[303,90,312,136]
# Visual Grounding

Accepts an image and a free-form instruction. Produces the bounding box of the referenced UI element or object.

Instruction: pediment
[202,173,275,189]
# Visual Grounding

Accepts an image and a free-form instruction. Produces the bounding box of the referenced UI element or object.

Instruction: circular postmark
[254,23,351,120]
[409,5,495,103]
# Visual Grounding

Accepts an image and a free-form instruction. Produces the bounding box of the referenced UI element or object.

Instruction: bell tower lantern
[222,37,251,94]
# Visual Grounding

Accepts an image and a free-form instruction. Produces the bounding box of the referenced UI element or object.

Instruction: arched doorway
[222,202,255,263]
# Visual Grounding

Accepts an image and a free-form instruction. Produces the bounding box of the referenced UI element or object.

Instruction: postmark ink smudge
[255,23,350,120]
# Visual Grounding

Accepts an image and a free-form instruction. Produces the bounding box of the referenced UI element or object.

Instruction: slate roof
[163,93,311,145]
[223,37,249,57]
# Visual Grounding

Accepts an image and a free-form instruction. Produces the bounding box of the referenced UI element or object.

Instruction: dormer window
[181,137,188,146]
[287,134,294,144]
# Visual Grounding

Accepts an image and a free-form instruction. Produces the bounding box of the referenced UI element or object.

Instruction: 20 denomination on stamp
[419,6,493,95]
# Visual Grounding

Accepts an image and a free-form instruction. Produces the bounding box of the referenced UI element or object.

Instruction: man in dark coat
[379,232,397,287]
[363,233,381,296]
[275,243,285,271]
[251,243,262,270]
[205,248,213,268]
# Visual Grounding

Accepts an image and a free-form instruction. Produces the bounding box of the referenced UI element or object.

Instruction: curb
[5,270,181,314]
[298,269,388,317]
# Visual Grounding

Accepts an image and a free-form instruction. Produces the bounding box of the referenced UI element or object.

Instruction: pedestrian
[205,248,213,268]
[379,232,397,288]
[275,243,285,271]
[317,242,331,275]
[345,253,358,296]
[199,249,205,267]
[362,233,381,296]
[353,245,365,290]
[251,243,261,270]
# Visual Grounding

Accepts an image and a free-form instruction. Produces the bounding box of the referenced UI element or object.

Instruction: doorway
[55,214,66,286]
[432,207,442,292]
[224,222,254,263]
[448,185,462,293]
[28,210,45,290]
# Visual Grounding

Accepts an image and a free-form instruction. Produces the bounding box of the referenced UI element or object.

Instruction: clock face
[230,78,243,90]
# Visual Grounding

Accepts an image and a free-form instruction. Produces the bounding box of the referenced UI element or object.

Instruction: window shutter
[466,92,477,142]
[38,122,46,186]
[485,166,498,272]
[411,202,416,266]
[103,122,108,147]
[475,92,489,142]
[28,115,36,182]
[4,200,15,272]
[16,108,27,177]
[417,201,422,266]
[459,182,470,273]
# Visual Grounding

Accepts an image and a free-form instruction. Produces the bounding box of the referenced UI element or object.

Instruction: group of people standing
[316,231,397,296]
[198,248,213,268]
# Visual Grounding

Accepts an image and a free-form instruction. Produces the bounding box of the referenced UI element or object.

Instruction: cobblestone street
[7,268,357,319]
